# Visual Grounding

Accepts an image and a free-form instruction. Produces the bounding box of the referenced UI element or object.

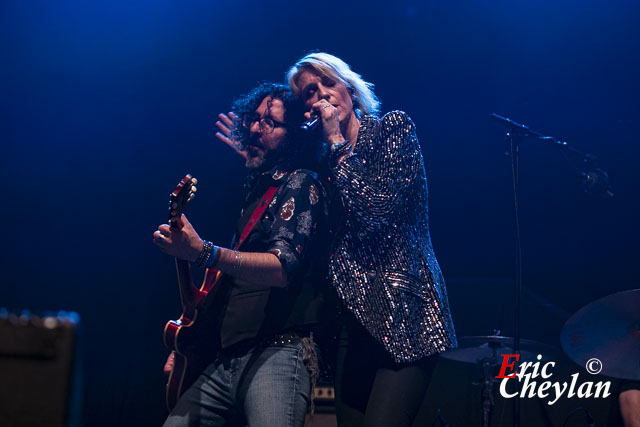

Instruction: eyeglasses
[241,114,287,134]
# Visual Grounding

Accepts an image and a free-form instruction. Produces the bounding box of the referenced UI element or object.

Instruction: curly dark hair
[231,82,324,171]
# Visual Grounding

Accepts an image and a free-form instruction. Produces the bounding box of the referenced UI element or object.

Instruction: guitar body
[163,255,227,410]
[164,308,218,410]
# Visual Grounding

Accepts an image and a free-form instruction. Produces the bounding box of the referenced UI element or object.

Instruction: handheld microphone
[300,115,320,132]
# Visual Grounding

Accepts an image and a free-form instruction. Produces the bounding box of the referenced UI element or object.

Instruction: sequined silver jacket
[329,111,457,363]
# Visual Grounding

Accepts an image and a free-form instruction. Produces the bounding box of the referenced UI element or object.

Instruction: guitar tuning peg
[191,178,198,185]
[192,186,197,193]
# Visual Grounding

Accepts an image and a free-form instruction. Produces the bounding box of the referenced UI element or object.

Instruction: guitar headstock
[169,174,197,227]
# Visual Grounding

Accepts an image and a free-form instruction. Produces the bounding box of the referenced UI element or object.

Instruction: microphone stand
[489,113,614,427]
[507,124,522,427]
[491,114,614,197]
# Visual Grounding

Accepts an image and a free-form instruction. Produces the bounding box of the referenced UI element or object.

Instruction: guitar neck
[174,258,201,318]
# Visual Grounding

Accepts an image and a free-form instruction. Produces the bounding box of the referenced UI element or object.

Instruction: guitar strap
[201,184,280,290]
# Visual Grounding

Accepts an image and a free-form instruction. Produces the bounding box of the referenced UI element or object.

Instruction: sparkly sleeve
[332,111,423,230]
[266,171,326,286]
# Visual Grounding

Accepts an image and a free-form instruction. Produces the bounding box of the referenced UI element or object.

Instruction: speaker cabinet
[0,310,82,427]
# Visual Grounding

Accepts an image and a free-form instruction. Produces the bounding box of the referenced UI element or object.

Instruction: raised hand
[215,112,247,160]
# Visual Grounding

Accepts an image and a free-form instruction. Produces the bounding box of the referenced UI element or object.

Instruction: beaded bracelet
[195,241,214,269]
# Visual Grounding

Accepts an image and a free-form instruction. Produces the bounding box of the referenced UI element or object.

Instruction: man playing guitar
[154,83,328,427]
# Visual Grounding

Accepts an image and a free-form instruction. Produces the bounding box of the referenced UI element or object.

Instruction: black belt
[221,330,313,358]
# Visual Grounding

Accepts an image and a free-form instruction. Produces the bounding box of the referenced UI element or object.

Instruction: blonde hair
[286,52,380,117]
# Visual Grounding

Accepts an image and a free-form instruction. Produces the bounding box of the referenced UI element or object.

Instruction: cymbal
[441,335,559,364]
[561,289,640,380]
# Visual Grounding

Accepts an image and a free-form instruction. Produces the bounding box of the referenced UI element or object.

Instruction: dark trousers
[333,318,439,427]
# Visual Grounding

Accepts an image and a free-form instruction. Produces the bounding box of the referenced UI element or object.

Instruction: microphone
[300,115,320,132]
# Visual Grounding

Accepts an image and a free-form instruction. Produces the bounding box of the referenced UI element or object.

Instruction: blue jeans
[163,342,311,427]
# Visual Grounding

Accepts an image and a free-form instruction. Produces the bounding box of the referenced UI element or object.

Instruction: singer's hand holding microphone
[301,100,346,146]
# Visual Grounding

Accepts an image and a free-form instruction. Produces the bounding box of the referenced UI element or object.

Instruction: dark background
[1,0,638,425]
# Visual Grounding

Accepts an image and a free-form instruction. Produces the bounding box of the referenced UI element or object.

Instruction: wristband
[206,245,220,269]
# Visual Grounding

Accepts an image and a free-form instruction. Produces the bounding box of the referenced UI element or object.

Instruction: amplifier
[0,309,82,427]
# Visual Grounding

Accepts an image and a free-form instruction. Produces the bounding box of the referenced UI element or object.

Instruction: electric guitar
[162,175,280,410]
[162,175,226,410]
